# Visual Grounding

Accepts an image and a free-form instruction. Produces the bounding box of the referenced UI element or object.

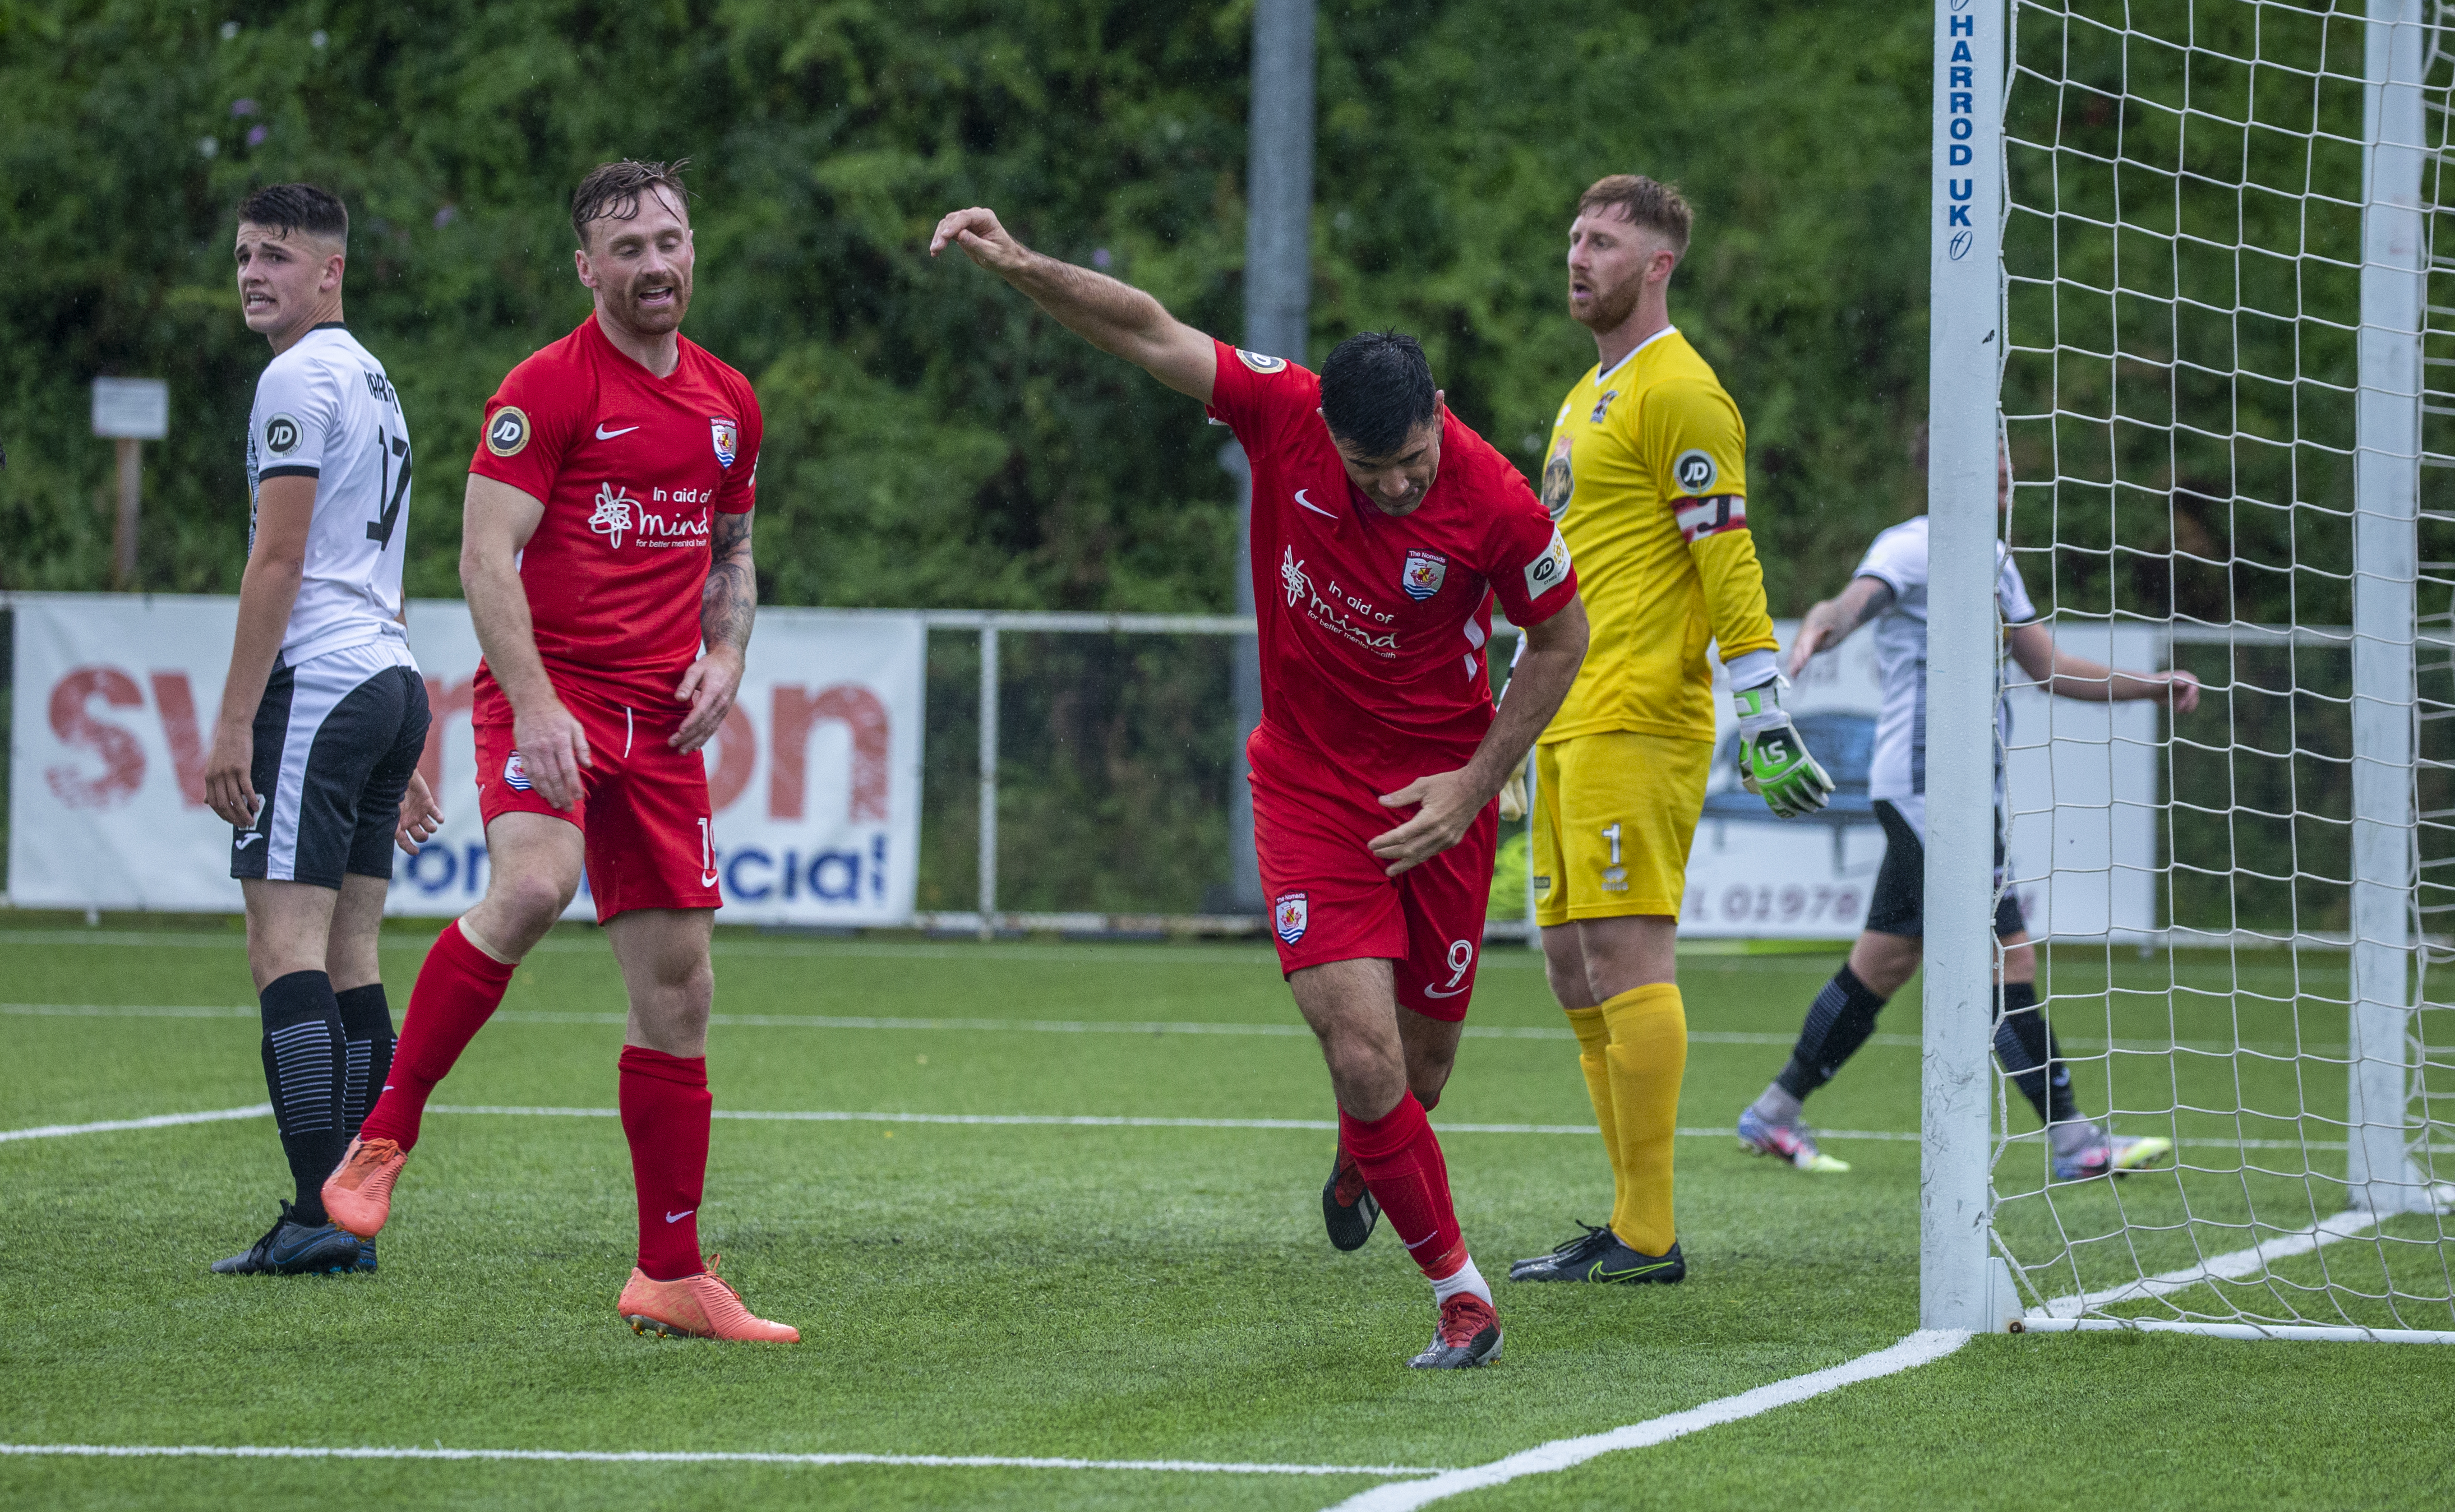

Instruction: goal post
[1925,0,2455,1339]
[1922,0,2012,1334]
[2350,0,2433,1216]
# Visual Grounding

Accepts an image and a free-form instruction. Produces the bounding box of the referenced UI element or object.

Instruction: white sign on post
[7,595,926,927]
[90,378,169,440]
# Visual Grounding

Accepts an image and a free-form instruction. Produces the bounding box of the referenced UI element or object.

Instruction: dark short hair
[236,183,348,246]
[1319,331,1438,457]
[1576,173,1692,262]
[571,159,691,249]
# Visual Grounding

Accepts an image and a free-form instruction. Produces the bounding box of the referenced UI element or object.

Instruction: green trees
[1,1,1944,911]
[2,0,1935,614]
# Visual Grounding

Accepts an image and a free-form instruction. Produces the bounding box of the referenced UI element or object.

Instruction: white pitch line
[1322,1330,1973,1511]
[0,1443,1439,1477]
[0,1002,2344,1057]
[0,1099,2407,1157]
[2031,1209,2391,1320]
[0,1104,271,1143]
[0,1001,1920,1047]
[419,1106,1929,1143]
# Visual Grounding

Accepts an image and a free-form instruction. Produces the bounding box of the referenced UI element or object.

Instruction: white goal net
[1940,0,2455,1340]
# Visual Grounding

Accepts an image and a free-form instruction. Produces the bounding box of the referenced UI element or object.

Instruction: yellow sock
[1599,983,1687,1255]
[1565,1006,1621,1217]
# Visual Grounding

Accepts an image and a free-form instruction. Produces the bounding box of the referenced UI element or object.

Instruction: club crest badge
[1273,892,1308,945]
[502,752,533,792]
[710,416,740,468]
[1236,349,1286,373]
[1401,549,1447,602]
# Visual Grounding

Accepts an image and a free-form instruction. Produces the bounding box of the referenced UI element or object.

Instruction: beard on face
[609,264,691,336]
[1571,265,1643,331]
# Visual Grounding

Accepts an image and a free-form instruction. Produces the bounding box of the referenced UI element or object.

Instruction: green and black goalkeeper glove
[1734,682,1834,819]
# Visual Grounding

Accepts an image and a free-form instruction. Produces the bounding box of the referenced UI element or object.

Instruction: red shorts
[473,682,717,923]
[1248,722,1497,1023]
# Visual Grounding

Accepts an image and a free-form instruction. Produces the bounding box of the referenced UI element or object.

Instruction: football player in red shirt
[933,206,1590,1369]
[323,160,795,1342]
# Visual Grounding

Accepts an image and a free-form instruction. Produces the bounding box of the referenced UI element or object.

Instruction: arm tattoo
[1839,576,1896,634]
[704,510,756,654]
[1813,577,1895,640]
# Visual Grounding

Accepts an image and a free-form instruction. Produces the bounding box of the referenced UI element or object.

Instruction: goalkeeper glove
[1734,682,1834,819]
[1498,765,1529,822]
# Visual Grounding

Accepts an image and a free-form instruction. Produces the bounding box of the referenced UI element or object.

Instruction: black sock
[260,970,346,1226]
[334,983,395,1140]
[1992,981,2075,1126]
[1777,964,1890,1099]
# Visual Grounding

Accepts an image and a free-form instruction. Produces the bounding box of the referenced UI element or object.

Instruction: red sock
[620,1046,710,1282]
[1339,1092,1468,1281]
[357,920,516,1152]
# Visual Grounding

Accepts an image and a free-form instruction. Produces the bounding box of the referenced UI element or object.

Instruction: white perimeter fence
[3,591,2376,947]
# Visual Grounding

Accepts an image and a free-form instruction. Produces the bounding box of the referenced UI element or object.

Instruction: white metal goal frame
[1925,0,2455,1339]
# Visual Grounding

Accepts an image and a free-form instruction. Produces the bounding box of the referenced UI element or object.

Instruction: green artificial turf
[1,919,2450,1509]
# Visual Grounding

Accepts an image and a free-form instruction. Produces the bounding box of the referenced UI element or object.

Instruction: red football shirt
[467,316,761,711]
[1206,340,1578,790]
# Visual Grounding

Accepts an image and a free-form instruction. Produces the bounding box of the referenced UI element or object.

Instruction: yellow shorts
[1531,731,1711,926]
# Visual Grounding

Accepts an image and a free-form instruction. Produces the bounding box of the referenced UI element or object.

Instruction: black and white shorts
[231,637,431,888]
[1863,798,2027,941]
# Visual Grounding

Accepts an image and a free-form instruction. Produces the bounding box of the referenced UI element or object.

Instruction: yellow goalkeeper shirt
[1535,326,1779,745]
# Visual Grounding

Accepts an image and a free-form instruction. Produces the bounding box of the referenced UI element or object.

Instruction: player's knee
[1322,1033,1402,1102]
[1852,932,1921,996]
[490,870,577,941]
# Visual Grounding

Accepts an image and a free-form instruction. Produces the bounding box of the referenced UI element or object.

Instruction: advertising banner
[8,594,924,926]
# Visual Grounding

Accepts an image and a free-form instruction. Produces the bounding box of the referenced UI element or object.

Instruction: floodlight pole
[2350,0,2433,1213]
[1921,0,2007,1333]
[1223,0,1316,913]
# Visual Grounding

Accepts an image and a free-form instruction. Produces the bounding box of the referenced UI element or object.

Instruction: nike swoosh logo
[596,423,640,440]
[665,1209,695,1223]
[1293,488,1339,518]
[701,872,720,888]
[1592,1260,1676,1280]
[234,833,264,848]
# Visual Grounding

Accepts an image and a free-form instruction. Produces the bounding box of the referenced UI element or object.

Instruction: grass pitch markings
[0,1096,1913,1144]
[0,1444,1443,1477]
[432,1105,1930,1141]
[1319,1330,1974,1511]
[0,1104,271,1143]
[5,1099,2400,1154]
[4,1001,2348,1058]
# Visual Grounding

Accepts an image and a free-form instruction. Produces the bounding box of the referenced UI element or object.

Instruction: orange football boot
[321,1136,407,1239]
[617,1257,800,1342]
